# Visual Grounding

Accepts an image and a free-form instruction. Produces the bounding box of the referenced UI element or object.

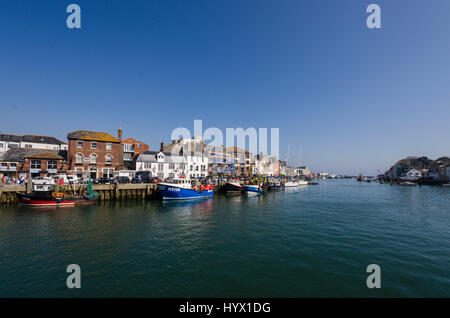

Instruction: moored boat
[223,179,243,194]
[242,184,263,195]
[158,178,214,200]
[17,177,98,207]
[17,192,76,207]
[399,181,416,186]
[268,180,284,191]
[284,181,299,188]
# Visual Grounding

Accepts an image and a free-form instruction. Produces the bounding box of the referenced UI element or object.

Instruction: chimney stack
[118,127,123,140]
[160,141,164,152]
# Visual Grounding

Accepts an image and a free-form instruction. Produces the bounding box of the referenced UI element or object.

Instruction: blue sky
[1,0,449,175]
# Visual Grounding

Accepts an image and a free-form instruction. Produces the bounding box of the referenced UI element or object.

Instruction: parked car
[94,177,114,184]
[132,171,154,183]
[115,176,130,184]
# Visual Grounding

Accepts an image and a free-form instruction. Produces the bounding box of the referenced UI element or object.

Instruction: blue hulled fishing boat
[158,178,214,200]
[242,184,263,195]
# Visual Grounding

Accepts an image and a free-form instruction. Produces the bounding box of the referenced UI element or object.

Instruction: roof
[0,134,66,145]
[137,150,185,163]
[122,137,147,145]
[0,148,67,162]
[67,130,121,143]
[164,140,204,156]
[224,146,251,154]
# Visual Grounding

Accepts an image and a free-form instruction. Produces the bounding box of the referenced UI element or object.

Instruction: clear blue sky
[1,0,449,175]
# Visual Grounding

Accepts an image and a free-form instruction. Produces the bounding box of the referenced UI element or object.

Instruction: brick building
[122,137,149,170]
[0,148,68,178]
[67,130,121,179]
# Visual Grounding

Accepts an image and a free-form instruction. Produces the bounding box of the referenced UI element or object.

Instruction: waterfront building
[122,137,149,170]
[136,150,186,180]
[400,169,422,181]
[164,138,209,178]
[254,153,276,176]
[136,141,208,180]
[0,134,67,153]
[205,146,233,176]
[224,146,254,177]
[439,164,450,183]
[0,148,68,179]
[67,130,121,179]
[297,166,311,177]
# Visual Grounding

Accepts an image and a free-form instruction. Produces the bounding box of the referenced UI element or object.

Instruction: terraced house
[67,130,121,179]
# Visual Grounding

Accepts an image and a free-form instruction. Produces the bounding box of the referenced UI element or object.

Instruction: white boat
[32,177,56,191]
[298,180,308,186]
[284,181,299,187]
[399,181,416,186]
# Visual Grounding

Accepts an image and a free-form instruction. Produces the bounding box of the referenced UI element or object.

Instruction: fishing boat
[242,184,263,195]
[222,179,243,194]
[268,180,284,191]
[17,177,98,207]
[158,178,214,200]
[17,191,77,207]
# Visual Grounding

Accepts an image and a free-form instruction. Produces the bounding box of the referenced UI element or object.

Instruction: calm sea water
[0,179,449,297]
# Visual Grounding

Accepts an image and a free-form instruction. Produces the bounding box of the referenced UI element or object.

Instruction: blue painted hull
[158,184,214,200]
[242,185,263,195]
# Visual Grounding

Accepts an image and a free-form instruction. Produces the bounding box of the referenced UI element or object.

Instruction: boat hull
[242,185,263,195]
[158,184,214,200]
[223,182,243,193]
[17,193,75,207]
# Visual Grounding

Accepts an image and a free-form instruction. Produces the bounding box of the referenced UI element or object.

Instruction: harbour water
[0,179,449,297]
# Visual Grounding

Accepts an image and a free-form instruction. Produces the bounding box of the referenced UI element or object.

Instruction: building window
[137,144,141,148]
[158,163,164,171]
[103,168,114,178]
[77,141,83,148]
[201,165,205,172]
[190,165,193,171]
[0,143,3,148]
[76,153,83,164]
[76,168,83,178]
[195,166,199,171]
[105,154,112,165]
[1,163,7,168]
[106,143,112,150]
[25,144,32,149]
[31,160,41,169]
[169,164,175,170]
[90,154,97,164]
[179,163,185,170]
[10,163,16,168]
[91,142,97,149]
[47,161,57,170]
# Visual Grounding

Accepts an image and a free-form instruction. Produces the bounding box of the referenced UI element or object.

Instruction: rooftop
[0,133,67,145]
[67,130,121,143]
[0,148,67,162]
